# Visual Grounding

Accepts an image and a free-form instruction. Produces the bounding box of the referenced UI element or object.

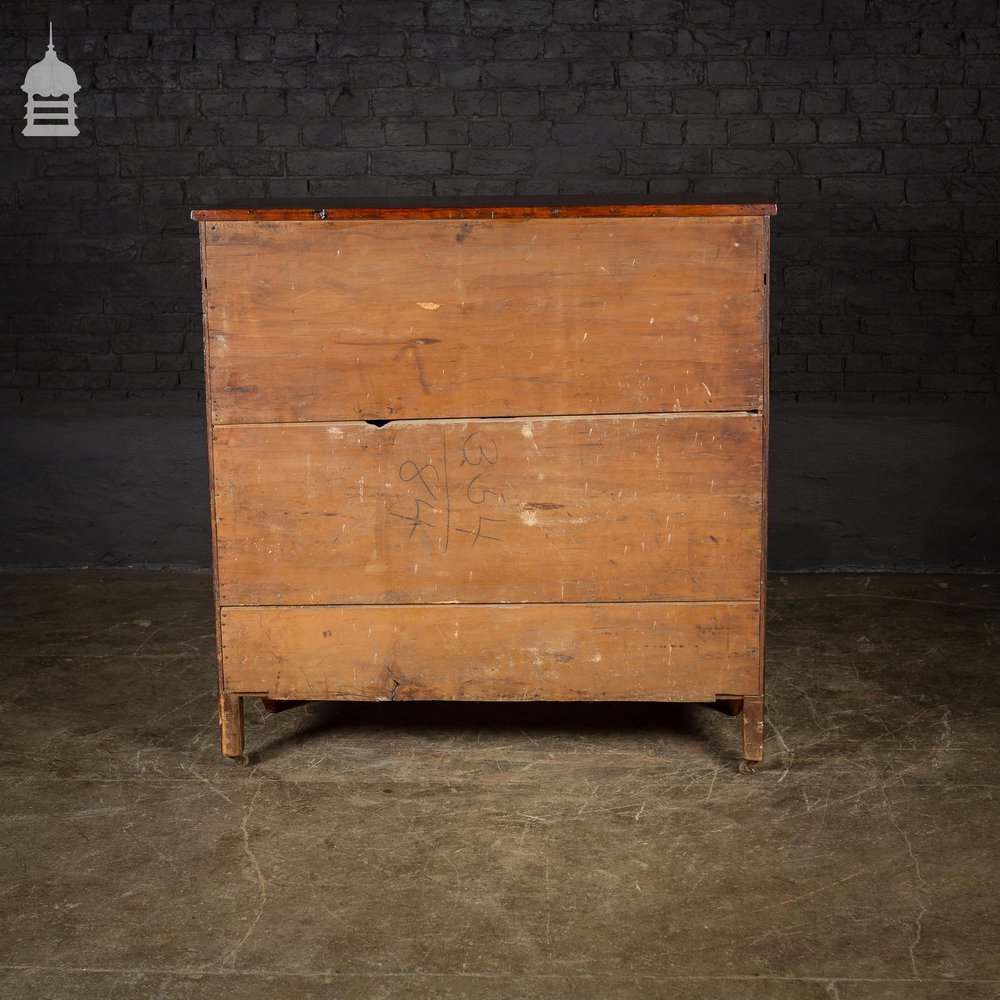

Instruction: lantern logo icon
[22,23,80,136]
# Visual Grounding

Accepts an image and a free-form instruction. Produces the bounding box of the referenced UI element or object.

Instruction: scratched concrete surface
[0,571,997,999]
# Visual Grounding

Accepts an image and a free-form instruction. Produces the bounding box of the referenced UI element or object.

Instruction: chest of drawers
[192,197,774,768]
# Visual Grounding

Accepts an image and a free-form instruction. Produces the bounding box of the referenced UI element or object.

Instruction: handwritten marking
[399,459,438,500]
[455,515,504,547]
[442,428,451,552]
[390,431,506,552]
[389,498,436,538]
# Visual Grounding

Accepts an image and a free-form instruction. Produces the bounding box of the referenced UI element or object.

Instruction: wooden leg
[715,697,743,717]
[220,692,245,758]
[741,694,765,764]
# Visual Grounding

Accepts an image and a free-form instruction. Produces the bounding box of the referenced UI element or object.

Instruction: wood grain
[220,602,761,703]
[192,197,777,222]
[203,216,766,423]
[212,413,762,606]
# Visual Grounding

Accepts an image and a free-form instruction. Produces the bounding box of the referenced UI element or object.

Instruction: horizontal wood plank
[212,413,762,606]
[203,216,766,423]
[220,602,761,703]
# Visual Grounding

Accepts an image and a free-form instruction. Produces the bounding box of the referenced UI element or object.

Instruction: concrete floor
[0,571,997,999]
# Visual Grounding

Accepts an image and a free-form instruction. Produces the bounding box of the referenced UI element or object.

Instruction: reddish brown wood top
[192,195,777,222]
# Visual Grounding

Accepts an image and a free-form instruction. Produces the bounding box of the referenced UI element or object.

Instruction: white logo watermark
[22,23,80,136]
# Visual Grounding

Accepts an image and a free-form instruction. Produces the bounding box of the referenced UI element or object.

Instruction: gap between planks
[219,600,763,610]
[209,410,763,430]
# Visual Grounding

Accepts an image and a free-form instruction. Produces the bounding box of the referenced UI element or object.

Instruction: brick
[645,121,684,144]
[628,30,677,58]
[497,34,542,59]
[718,88,759,113]
[544,31,629,57]
[847,85,893,113]
[456,91,498,116]
[287,150,367,176]
[914,266,957,290]
[625,147,711,173]
[159,92,198,117]
[438,61,483,88]
[427,119,470,145]
[729,118,773,144]
[920,373,994,392]
[774,119,817,143]
[483,60,570,87]
[121,151,200,177]
[735,0,822,22]
[405,60,439,86]
[371,150,452,175]
[807,354,845,372]
[511,121,554,145]
[799,147,882,173]
[947,119,985,144]
[906,178,949,203]
[237,34,272,60]
[501,91,541,117]
[713,148,794,172]
[470,121,510,145]
[287,91,329,117]
[685,0,732,23]
[259,123,301,146]
[582,90,628,115]
[818,118,859,143]
[673,89,717,114]
[200,93,244,117]
[953,177,1000,203]
[245,92,287,117]
[618,60,702,86]
[802,87,846,113]
[749,59,835,85]
[904,118,948,144]
[551,120,643,147]
[274,32,317,60]
[759,88,801,114]
[821,177,905,201]
[570,61,616,87]
[301,121,345,145]
[859,117,903,143]
[453,149,534,175]
[628,89,673,113]
[344,121,386,146]
[223,62,307,88]
[885,147,969,174]
[108,32,151,58]
[706,60,747,84]
[470,2,553,28]
[893,88,936,114]
[937,88,979,115]
[131,3,171,30]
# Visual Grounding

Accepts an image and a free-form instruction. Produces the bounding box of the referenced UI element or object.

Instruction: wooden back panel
[220,602,761,703]
[203,216,766,424]
[212,413,762,606]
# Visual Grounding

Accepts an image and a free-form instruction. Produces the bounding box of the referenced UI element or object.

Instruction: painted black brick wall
[1,0,998,407]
